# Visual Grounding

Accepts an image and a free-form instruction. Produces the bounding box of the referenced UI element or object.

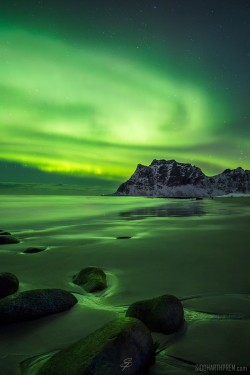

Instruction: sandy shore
[0,196,249,374]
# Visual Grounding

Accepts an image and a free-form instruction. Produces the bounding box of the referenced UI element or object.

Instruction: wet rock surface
[0,289,77,323]
[37,317,155,375]
[0,230,11,236]
[0,235,20,245]
[73,267,107,293]
[126,295,184,334]
[0,272,19,299]
[23,246,47,254]
[116,236,132,239]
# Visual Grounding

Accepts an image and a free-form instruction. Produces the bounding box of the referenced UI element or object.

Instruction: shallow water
[0,195,249,374]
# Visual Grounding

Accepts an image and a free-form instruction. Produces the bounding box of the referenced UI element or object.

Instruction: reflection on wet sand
[120,203,205,220]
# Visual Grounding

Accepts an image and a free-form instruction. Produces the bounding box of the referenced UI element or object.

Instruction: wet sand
[0,196,249,374]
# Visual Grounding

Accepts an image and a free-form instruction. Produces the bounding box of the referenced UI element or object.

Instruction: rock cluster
[36,294,184,375]
[1,227,185,375]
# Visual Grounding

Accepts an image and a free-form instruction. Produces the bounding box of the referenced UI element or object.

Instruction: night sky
[0,0,249,192]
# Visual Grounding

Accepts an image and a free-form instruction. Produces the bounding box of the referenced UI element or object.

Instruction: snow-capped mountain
[114,159,250,197]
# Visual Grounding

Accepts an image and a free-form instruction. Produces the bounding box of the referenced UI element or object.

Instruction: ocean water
[0,195,249,374]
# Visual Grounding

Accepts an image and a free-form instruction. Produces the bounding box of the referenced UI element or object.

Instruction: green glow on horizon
[0,27,247,181]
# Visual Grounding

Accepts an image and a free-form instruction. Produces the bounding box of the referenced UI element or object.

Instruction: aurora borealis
[0,1,249,192]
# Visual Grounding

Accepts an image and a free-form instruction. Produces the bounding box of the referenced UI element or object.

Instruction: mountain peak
[221,166,245,175]
[150,159,177,166]
[115,159,250,197]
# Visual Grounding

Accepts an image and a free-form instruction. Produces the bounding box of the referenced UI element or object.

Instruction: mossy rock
[37,317,155,375]
[73,267,107,293]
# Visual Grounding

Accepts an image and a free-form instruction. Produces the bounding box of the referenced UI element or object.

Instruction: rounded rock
[0,272,19,299]
[126,294,184,334]
[116,236,132,239]
[0,235,20,245]
[37,317,155,375]
[0,289,77,323]
[24,246,47,254]
[73,267,107,293]
[0,231,11,236]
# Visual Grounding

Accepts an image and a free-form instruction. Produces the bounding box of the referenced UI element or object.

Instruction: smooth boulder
[126,294,184,334]
[73,267,107,293]
[0,272,19,299]
[24,246,47,254]
[0,231,11,236]
[37,317,155,375]
[116,236,132,239]
[0,235,20,245]
[0,289,77,323]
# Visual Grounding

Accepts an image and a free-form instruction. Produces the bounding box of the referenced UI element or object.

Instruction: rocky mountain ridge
[114,159,250,197]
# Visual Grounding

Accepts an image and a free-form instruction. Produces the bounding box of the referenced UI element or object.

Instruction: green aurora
[0,1,249,192]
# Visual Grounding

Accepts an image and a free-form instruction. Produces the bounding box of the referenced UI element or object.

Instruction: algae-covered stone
[0,289,77,323]
[37,317,155,375]
[0,272,19,299]
[73,267,107,293]
[126,294,184,334]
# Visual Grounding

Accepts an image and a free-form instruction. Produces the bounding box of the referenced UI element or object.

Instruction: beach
[0,195,249,374]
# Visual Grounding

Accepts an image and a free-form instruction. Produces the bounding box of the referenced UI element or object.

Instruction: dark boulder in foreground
[0,272,19,299]
[23,246,47,254]
[126,295,184,334]
[0,289,77,323]
[0,235,20,245]
[73,267,107,293]
[37,317,155,375]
